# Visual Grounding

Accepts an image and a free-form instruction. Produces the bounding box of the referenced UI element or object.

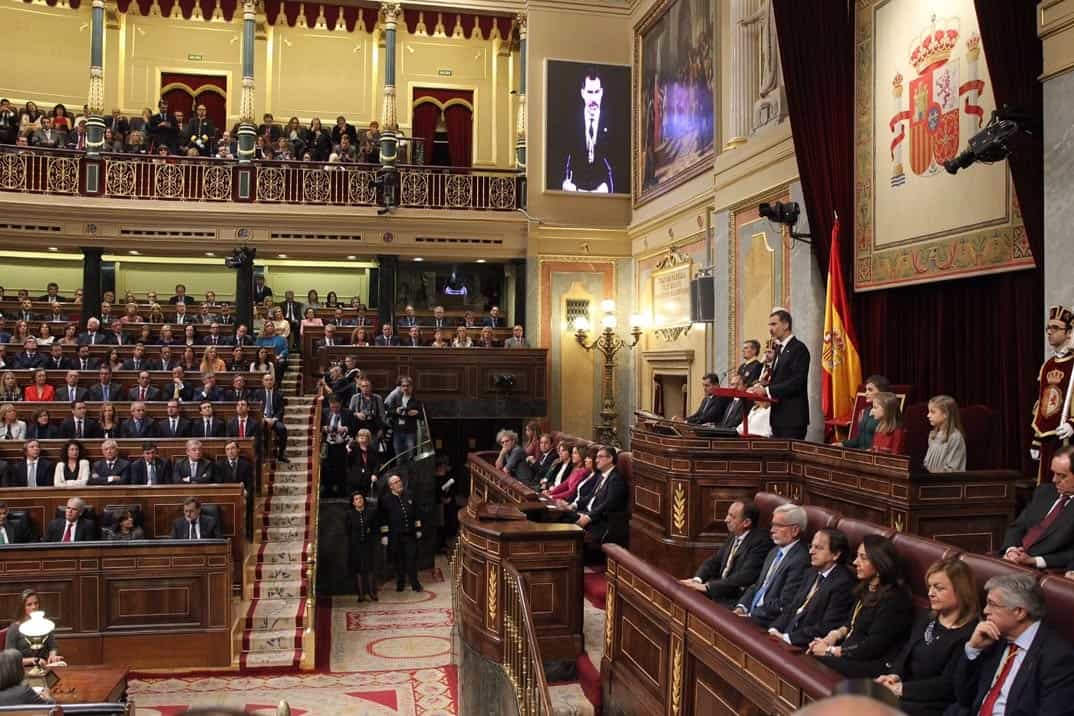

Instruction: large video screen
[544,59,631,196]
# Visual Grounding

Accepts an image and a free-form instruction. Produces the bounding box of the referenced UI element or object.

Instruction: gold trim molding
[1040,0,1074,80]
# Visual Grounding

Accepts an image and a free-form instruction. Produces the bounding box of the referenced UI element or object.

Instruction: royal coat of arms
[888,17,984,186]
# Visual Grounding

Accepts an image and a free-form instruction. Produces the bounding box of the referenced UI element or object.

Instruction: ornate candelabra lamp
[573,300,644,447]
[19,610,55,685]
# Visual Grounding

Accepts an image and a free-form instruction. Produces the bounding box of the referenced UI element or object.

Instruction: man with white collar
[560,68,615,193]
[682,500,773,606]
[733,503,810,627]
[1031,305,1074,484]
[570,445,627,544]
[950,573,1074,715]
[750,308,810,439]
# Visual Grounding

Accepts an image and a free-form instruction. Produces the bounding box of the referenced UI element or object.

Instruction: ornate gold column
[515,13,527,169]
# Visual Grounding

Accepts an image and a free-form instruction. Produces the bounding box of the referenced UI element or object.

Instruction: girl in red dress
[870,392,905,455]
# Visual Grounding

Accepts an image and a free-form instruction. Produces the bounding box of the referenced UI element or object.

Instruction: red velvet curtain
[774,0,1043,471]
[411,88,473,167]
[160,73,227,134]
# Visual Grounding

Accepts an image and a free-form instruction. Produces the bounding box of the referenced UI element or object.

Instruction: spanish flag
[821,217,862,424]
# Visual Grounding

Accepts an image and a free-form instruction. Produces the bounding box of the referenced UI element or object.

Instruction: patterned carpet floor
[129,558,458,716]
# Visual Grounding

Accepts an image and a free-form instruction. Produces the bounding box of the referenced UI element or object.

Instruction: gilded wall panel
[270,27,371,121]
[0,3,90,106]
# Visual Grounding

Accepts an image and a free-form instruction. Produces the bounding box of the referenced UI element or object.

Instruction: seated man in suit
[55,370,87,404]
[401,326,424,348]
[45,343,72,371]
[127,371,161,403]
[224,374,250,402]
[172,302,197,325]
[566,445,628,544]
[202,322,231,347]
[191,374,222,403]
[217,440,254,492]
[74,344,99,371]
[0,502,32,543]
[166,366,193,402]
[494,429,533,483]
[733,503,811,628]
[130,442,172,486]
[767,527,855,646]
[13,337,46,370]
[227,399,261,440]
[174,439,217,484]
[59,401,102,440]
[120,401,156,439]
[527,433,558,485]
[375,323,400,346]
[45,497,97,542]
[159,399,191,439]
[429,305,450,330]
[317,323,345,349]
[171,496,220,539]
[86,366,121,403]
[716,373,750,429]
[949,573,1074,715]
[681,372,730,425]
[88,438,132,485]
[1002,445,1074,569]
[6,440,53,488]
[121,344,150,372]
[681,500,774,606]
[76,317,110,346]
[503,324,530,349]
[484,306,505,327]
[191,401,225,438]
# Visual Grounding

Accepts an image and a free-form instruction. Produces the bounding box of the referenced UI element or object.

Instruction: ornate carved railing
[502,564,553,716]
[0,147,523,211]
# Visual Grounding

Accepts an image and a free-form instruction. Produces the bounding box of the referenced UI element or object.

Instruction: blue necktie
[750,549,785,612]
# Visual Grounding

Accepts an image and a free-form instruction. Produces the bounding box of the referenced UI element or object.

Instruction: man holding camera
[384,377,422,462]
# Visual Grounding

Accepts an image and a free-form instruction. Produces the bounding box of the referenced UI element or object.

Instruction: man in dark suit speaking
[560,68,616,194]
[681,500,773,606]
[751,308,810,439]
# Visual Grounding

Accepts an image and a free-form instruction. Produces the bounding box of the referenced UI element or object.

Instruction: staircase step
[244,599,307,631]
[263,512,308,527]
[549,685,596,716]
[241,650,301,669]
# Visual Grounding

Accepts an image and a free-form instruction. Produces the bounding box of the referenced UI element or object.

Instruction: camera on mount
[943,107,1037,175]
[224,246,256,269]
[758,201,811,244]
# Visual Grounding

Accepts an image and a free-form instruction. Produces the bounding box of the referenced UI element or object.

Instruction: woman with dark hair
[547,445,595,505]
[522,420,541,459]
[307,117,333,161]
[26,408,57,440]
[875,558,979,715]
[809,534,914,677]
[53,439,89,487]
[137,324,153,345]
[228,345,246,372]
[0,649,49,705]
[103,509,144,540]
[541,440,574,491]
[59,323,79,346]
[842,374,891,450]
[768,527,855,646]
[325,291,339,308]
[5,589,61,667]
[50,104,71,132]
[345,492,378,602]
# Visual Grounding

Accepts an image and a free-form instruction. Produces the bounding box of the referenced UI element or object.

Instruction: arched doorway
[411,88,474,167]
[160,72,228,135]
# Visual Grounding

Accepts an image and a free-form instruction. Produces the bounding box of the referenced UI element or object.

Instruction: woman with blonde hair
[0,403,26,441]
[199,346,226,374]
[147,303,165,323]
[0,374,21,403]
[923,395,966,473]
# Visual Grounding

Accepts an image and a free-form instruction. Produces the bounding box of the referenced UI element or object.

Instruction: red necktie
[140,388,146,400]
[239,420,246,438]
[1022,495,1071,549]
[978,642,1019,716]
[62,522,74,543]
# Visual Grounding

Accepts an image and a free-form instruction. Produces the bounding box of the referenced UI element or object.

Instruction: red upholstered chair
[836,517,896,553]
[803,505,841,537]
[893,533,961,608]
[957,552,1040,601]
[1039,574,1074,644]
[755,492,791,529]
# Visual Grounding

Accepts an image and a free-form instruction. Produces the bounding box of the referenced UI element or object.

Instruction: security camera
[758,201,811,244]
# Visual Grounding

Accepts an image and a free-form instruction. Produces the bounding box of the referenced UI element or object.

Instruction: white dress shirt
[965,620,1041,716]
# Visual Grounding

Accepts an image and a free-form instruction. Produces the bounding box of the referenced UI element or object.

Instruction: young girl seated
[870,392,906,455]
[923,394,966,472]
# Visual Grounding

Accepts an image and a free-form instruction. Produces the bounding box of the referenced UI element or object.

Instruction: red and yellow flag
[821,218,862,423]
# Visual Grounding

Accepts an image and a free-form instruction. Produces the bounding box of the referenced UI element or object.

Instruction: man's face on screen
[581,77,603,118]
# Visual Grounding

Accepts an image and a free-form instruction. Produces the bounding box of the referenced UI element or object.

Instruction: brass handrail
[299,394,324,670]
[501,564,553,716]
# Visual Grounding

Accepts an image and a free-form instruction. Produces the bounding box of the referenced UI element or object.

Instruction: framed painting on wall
[853,0,1033,291]
[633,0,716,207]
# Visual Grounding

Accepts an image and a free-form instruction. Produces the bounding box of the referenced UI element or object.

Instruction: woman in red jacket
[23,368,55,402]
[546,446,596,503]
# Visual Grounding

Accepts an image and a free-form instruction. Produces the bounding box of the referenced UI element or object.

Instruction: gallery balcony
[0,146,524,212]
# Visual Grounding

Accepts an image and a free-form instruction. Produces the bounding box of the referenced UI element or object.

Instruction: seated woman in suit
[451,326,473,348]
[102,508,144,540]
[874,558,978,715]
[809,535,914,677]
[869,392,906,455]
[0,649,49,705]
[26,407,58,440]
[346,428,382,496]
[98,403,118,440]
[540,441,575,491]
[23,369,54,402]
[53,439,89,487]
[841,375,890,449]
[5,589,62,668]
[349,327,371,347]
[345,492,378,602]
[0,403,25,440]
[546,446,595,506]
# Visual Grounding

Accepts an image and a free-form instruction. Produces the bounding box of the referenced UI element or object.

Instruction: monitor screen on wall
[544,59,631,196]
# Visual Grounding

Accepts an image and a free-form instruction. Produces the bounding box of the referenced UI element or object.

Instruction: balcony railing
[0,147,523,211]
